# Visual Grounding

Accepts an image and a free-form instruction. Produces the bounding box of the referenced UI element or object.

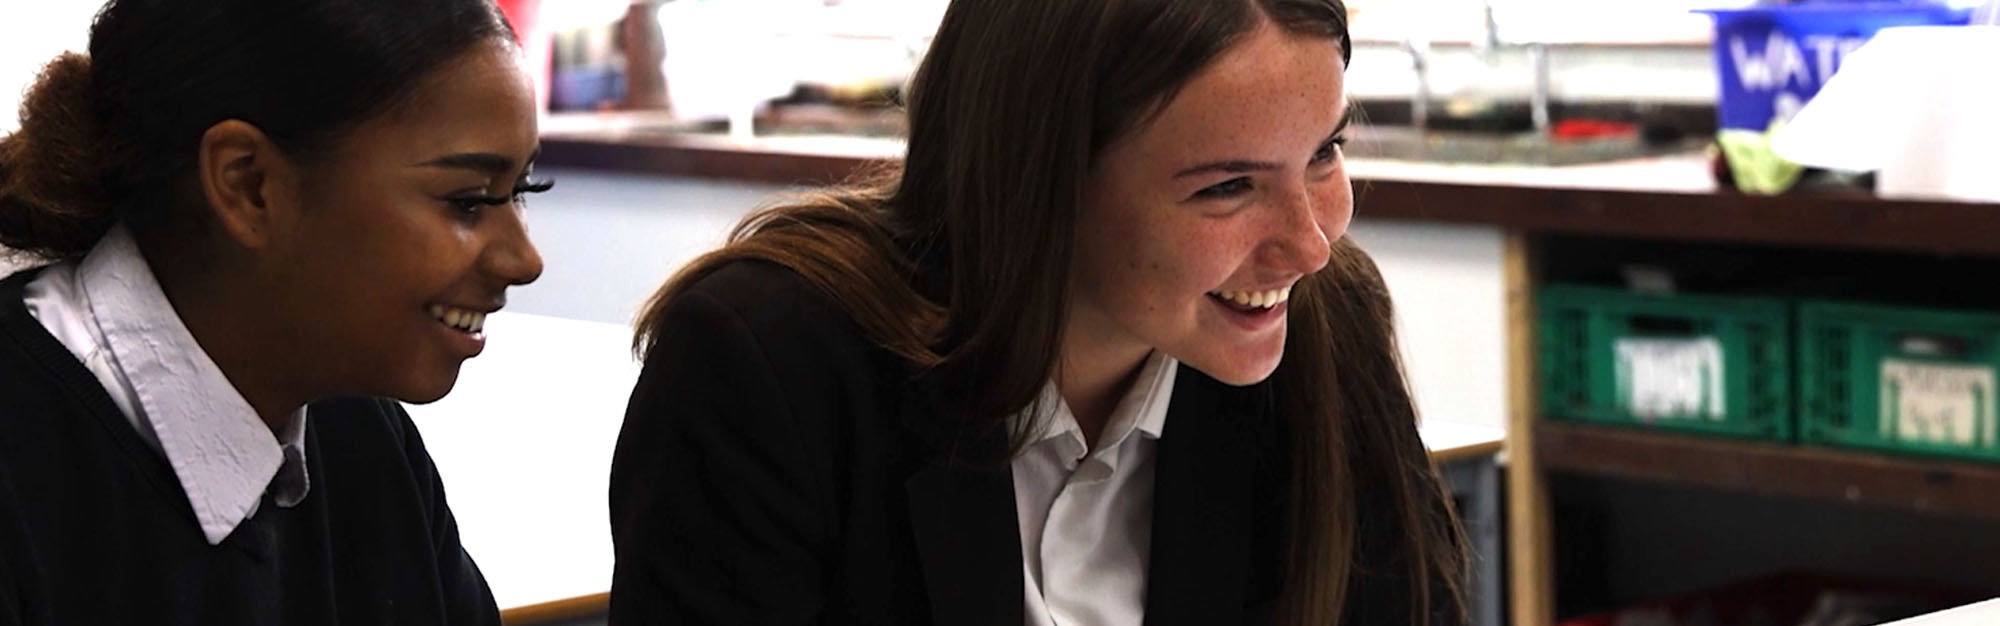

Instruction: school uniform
[610,259,1457,625]
[0,226,500,626]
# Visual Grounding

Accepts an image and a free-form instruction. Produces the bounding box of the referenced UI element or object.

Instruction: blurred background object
[1773,22,2000,202]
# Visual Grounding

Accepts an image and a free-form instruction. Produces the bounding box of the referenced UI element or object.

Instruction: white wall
[0,2,99,135]
[0,2,98,268]
[507,168,786,325]
[1351,220,1510,428]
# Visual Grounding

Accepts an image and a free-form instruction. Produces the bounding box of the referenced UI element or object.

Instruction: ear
[196,120,295,250]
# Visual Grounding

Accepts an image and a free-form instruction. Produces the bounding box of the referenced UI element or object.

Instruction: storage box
[1799,301,2000,463]
[1540,285,1791,441]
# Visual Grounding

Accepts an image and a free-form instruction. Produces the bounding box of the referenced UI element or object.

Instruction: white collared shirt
[21,224,310,546]
[1012,351,1178,626]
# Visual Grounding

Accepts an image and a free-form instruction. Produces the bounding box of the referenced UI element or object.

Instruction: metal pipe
[1529,42,1551,137]
[1402,37,1432,134]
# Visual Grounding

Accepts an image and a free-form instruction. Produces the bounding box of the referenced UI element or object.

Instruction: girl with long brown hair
[610,0,1467,624]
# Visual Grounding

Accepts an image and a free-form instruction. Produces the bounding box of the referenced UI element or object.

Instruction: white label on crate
[1879,359,1996,448]
[1614,337,1725,420]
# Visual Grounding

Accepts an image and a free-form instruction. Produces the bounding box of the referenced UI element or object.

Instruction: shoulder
[662,259,882,370]
[0,266,92,429]
[304,397,458,519]
[680,260,853,334]
[0,265,49,344]
[305,397,431,465]
[626,260,908,467]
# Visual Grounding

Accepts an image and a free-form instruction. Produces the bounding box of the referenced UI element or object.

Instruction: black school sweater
[0,268,501,625]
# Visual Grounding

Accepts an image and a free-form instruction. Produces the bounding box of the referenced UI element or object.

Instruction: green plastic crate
[1539,285,1792,441]
[1798,301,2000,463]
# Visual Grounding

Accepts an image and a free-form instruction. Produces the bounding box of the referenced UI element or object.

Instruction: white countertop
[1884,599,2000,626]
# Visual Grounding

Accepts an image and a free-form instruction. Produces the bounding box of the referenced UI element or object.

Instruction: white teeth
[1209,286,1293,309]
[431,305,488,333]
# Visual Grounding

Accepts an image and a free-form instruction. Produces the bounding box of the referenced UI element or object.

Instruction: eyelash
[1312,136,1347,165]
[1189,136,1347,200]
[448,177,555,214]
[1193,178,1253,199]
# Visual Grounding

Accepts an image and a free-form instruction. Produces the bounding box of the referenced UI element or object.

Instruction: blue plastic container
[1698,2,1970,132]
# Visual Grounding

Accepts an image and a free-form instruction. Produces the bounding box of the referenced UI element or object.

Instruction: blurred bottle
[622,0,671,111]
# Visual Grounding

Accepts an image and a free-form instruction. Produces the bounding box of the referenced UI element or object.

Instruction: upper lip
[1212,281,1297,293]
[435,301,504,314]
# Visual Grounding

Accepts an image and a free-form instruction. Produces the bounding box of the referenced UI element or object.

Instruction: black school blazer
[608,260,1439,625]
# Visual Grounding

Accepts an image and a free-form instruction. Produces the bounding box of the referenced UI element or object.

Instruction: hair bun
[0,52,117,260]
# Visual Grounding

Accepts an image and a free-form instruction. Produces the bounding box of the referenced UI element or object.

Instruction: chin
[398,387,453,405]
[389,367,464,405]
[1184,347,1285,387]
[1187,331,1289,386]
[1200,361,1283,386]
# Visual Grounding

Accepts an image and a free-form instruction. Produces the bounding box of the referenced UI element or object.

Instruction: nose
[483,205,545,288]
[1262,180,1337,275]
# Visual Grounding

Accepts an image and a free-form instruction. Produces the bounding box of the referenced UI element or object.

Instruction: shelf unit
[1496,190,2000,626]
[1536,422,2000,523]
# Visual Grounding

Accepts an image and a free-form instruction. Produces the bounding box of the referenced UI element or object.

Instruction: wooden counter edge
[1430,438,1506,466]
[501,592,610,625]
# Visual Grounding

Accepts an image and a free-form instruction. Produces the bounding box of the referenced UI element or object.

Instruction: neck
[137,232,306,434]
[1056,317,1152,451]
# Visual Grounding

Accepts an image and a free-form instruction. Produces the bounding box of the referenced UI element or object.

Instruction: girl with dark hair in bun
[0,1,547,624]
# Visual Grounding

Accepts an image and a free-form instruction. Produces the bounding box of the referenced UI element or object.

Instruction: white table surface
[1881,599,2000,626]
[405,311,1508,612]
[403,312,638,612]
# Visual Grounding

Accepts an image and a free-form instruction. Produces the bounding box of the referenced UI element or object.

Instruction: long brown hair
[634,0,1467,623]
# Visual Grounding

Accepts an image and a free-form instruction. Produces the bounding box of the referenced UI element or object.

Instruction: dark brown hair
[0,0,516,260]
[634,0,1466,623]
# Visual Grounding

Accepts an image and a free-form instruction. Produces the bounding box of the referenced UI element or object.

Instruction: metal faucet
[1528,42,1550,137]
[1401,36,1432,134]
[1475,0,1552,137]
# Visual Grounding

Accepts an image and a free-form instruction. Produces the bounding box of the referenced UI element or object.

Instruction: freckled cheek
[1161,234,1237,297]
[1311,181,1356,238]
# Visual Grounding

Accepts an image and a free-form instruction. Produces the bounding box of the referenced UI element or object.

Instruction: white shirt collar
[1018,351,1178,468]
[41,224,309,545]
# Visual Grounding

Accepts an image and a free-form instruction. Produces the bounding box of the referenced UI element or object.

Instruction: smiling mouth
[429,304,488,334]
[1207,286,1292,312]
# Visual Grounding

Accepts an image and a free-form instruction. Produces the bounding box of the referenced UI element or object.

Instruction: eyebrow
[1171,103,1355,179]
[416,146,541,175]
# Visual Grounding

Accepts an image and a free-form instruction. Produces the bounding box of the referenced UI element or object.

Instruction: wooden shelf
[1537,421,2000,523]
[1355,180,2000,259]
[541,127,2000,259]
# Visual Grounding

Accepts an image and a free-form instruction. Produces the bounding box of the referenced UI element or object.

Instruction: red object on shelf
[494,0,551,114]
[1550,119,1639,141]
